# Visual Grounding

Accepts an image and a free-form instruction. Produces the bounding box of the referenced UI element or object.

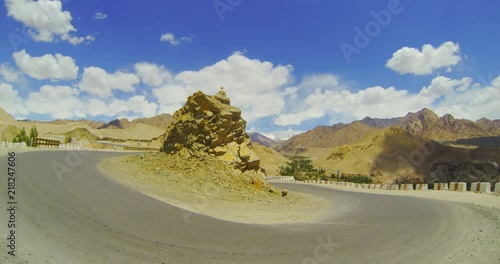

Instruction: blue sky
[0,0,499,139]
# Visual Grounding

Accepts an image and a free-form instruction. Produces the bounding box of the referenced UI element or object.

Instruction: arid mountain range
[250,108,500,184]
[0,107,172,149]
[275,108,500,154]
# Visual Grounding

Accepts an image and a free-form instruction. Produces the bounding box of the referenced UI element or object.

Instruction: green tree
[14,127,28,144]
[29,125,38,147]
[279,157,324,179]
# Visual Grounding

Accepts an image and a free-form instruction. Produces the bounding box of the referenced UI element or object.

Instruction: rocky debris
[281,189,288,197]
[160,88,260,172]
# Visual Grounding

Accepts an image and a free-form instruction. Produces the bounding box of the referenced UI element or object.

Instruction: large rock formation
[160,88,260,171]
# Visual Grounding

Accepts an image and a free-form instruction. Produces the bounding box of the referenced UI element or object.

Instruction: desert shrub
[340,174,373,184]
[279,157,326,179]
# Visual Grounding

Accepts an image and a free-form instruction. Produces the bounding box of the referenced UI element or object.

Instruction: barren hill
[100,118,133,129]
[252,143,291,175]
[314,127,500,184]
[100,114,173,130]
[275,122,376,154]
[0,107,16,124]
[132,113,173,130]
[42,119,105,129]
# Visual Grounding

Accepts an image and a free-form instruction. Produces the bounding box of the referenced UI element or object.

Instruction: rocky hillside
[132,113,173,130]
[277,108,500,154]
[100,114,173,130]
[314,127,500,185]
[252,143,290,175]
[42,119,105,129]
[360,108,500,141]
[100,118,134,129]
[160,88,260,172]
[455,136,500,148]
[275,122,376,154]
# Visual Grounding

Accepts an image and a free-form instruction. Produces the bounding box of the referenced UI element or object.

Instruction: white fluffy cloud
[93,12,107,20]
[274,73,500,126]
[127,95,158,117]
[160,33,192,46]
[86,96,158,117]
[419,76,472,100]
[61,34,95,45]
[0,83,29,117]
[86,98,128,117]
[79,67,140,97]
[432,76,500,120]
[13,50,78,80]
[0,64,22,83]
[275,79,423,126]
[134,62,173,87]
[386,41,462,75]
[153,52,293,121]
[5,0,94,45]
[25,85,86,119]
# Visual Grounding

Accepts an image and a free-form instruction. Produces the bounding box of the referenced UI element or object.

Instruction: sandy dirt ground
[99,153,332,224]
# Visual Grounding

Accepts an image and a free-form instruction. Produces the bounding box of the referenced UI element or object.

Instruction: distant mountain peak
[248,132,281,148]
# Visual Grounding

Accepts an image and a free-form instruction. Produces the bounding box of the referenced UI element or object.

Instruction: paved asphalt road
[0,151,478,263]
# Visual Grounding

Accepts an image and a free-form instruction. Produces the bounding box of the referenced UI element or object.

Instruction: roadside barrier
[471,182,491,193]
[265,178,498,194]
[33,137,60,147]
[415,184,428,191]
[400,184,414,191]
[449,182,467,192]
[434,183,449,191]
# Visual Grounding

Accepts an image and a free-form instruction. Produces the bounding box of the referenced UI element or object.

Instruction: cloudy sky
[0,0,499,139]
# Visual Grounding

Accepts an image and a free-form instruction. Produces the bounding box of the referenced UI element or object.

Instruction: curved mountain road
[0,151,495,263]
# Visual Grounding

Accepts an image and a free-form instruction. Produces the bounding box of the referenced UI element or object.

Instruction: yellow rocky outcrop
[160,88,260,171]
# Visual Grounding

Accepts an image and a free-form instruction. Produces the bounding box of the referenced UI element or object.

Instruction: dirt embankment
[99,152,331,224]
